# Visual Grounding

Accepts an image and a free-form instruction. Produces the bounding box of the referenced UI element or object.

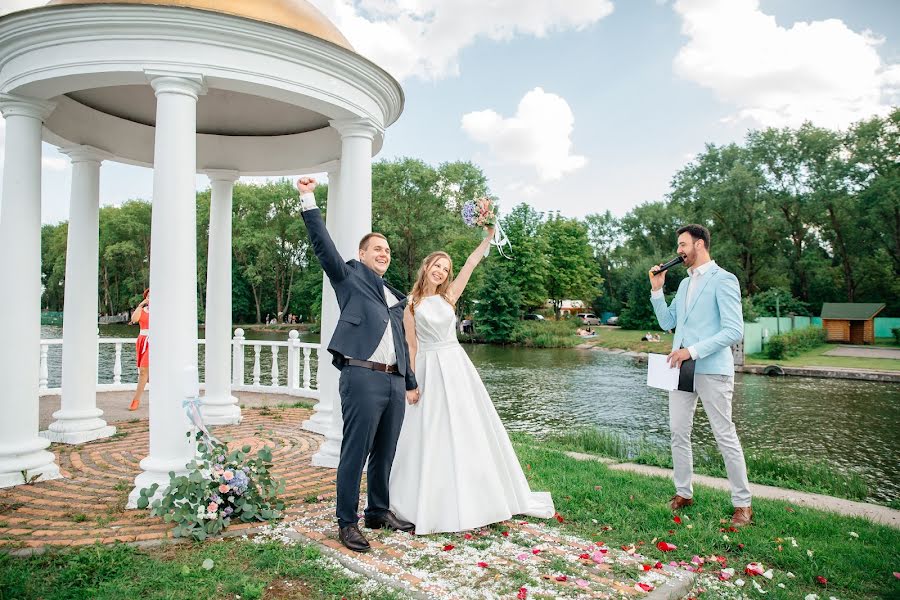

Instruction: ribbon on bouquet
[485,221,513,259]
[182,395,221,446]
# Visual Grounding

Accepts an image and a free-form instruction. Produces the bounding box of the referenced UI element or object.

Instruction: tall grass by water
[542,428,870,502]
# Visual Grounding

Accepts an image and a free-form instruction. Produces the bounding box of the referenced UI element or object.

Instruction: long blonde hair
[409,251,455,315]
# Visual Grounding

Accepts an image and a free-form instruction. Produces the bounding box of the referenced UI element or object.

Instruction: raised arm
[130,301,145,324]
[297,179,349,284]
[447,227,494,303]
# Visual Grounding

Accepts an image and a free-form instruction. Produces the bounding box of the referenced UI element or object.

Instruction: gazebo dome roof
[45,0,354,50]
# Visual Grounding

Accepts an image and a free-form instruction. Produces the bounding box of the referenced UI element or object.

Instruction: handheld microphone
[653,255,684,273]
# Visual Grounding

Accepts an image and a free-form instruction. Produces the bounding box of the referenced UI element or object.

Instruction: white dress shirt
[651,260,716,360]
[300,190,398,366]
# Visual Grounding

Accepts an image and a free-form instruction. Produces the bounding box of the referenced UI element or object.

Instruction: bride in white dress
[389,228,555,534]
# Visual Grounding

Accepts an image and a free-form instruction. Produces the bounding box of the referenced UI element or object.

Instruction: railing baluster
[232,328,245,386]
[252,344,261,386]
[113,342,123,384]
[287,330,298,389]
[39,343,49,391]
[302,347,312,390]
[271,346,279,387]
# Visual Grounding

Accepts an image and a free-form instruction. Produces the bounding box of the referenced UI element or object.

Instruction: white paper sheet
[647,353,680,391]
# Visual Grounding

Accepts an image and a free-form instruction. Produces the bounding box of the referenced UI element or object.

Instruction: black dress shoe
[338,524,371,552]
[364,511,415,532]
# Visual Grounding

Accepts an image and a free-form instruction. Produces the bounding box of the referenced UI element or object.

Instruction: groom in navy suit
[297,178,419,552]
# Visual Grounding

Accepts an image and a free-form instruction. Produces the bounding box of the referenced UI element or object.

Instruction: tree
[750,287,811,317]
[41,223,68,311]
[474,264,522,343]
[541,215,601,317]
[499,204,549,310]
[617,261,665,330]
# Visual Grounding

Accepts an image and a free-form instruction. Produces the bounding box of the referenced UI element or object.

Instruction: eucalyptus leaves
[138,431,285,541]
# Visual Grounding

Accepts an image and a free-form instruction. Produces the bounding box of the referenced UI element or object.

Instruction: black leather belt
[345,358,399,374]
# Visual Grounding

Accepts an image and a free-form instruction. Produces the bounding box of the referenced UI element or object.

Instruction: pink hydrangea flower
[207,502,219,512]
[223,471,234,481]
[218,484,230,493]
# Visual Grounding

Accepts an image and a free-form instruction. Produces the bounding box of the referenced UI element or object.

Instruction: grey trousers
[669,373,752,507]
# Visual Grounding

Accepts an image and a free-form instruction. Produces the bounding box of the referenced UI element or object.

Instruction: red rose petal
[442,544,455,551]
[637,582,654,592]
[517,587,528,599]
[673,516,683,524]
[656,541,677,552]
[579,553,590,560]
[532,548,541,555]
[816,576,828,586]
[555,575,568,582]
[502,531,509,537]
[477,561,488,568]
[654,561,663,569]
[464,533,473,540]
[555,512,565,523]
[642,564,651,571]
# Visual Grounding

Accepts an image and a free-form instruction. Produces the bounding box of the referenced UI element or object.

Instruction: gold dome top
[45,0,353,50]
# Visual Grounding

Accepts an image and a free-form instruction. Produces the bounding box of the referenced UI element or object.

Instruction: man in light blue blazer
[649,224,752,527]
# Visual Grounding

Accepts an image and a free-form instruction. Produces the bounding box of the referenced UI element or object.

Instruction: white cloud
[672,0,900,129]
[42,156,69,171]
[311,0,614,80]
[462,87,587,182]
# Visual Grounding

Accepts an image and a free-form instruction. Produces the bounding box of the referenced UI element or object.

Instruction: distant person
[649,224,751,527]
[129,288,150,411]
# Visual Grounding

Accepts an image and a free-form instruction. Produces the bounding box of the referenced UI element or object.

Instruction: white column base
[200,394,242,426]
[301,405,331,435]
[42,407,116,444]
[0,438,62,488]
[311,438,341,469]
[126,454,192,508]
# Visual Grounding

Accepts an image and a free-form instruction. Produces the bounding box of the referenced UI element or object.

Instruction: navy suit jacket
[302,207,418,391]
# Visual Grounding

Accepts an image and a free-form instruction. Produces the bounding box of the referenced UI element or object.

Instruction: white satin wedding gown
[389,295,555,534]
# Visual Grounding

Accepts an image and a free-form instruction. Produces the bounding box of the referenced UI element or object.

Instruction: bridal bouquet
[461,196,511,258]
[137,430,285,541]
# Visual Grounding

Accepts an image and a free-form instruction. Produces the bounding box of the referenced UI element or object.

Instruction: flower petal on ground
[656,541,677,552]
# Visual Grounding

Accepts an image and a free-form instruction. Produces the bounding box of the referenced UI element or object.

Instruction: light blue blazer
[650,263,744,376]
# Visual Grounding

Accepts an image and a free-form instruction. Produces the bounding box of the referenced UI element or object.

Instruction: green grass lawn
[517,442,900,600]
[746,341,900,372]
[580,327,676,353]
[0,538,403,600]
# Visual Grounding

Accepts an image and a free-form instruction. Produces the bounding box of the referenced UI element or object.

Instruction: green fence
[743,316,898,354]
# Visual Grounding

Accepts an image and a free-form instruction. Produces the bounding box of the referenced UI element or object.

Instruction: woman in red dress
[129,289,150,411]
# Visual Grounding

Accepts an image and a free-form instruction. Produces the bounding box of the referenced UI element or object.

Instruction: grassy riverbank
[535,429,870,502]
[516,441,900,600]
[746,343,900,372]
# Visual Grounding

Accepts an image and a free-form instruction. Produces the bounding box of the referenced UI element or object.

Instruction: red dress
[136,308,149,368]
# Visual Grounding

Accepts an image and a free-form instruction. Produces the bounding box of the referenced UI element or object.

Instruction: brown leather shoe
[732,506,753,527]
[364,510,415,533]
[669,495,694,511]
[338,524,371,552]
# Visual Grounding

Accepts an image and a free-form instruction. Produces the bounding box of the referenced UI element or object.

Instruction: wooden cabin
[820,303,885,344]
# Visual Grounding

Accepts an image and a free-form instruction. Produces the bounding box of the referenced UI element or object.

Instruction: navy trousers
[335,365,406,528]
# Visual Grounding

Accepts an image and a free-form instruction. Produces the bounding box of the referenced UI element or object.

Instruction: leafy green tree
[41,223,68,311]
[474,264,522,343]
[617,261,665,331]
[500,203,549,310]
[541,215,601,317]
[750,287,811,317]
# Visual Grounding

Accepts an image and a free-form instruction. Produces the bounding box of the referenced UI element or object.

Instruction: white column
[312,118,379,468]
[0,94,61,488]
[128,73,206,507]
[43,145,116,444]
[201,169,241,425]
[302,165,340,435]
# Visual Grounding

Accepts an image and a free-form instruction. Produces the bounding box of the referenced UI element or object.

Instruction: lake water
[41,325,900,502]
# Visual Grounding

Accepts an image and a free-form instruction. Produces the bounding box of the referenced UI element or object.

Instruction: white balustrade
[113,342,123,385]
[39,342,50,391]
[35,331,320,399]
[252,344,262,386]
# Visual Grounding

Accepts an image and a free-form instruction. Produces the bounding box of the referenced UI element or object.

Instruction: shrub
[766,326,827,359]
[509,319,580,348]
[893,327,900,344]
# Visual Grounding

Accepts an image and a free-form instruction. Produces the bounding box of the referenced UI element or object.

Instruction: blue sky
[1,0,898,224]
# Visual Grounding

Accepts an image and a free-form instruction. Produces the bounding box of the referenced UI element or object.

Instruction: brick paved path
[0,407,334,551]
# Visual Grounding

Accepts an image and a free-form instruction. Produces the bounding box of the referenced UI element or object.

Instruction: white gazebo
[0,0,403,504]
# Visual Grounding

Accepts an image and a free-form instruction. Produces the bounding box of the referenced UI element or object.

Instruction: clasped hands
[406,388,420,405]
